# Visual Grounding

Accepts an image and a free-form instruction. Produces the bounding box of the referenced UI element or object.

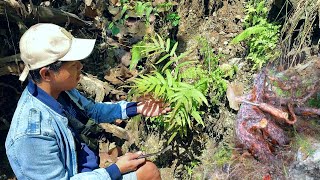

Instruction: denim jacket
[5,84,132,180]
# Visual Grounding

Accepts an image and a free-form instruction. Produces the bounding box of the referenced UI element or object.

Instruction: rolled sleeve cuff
[105,164,122,180]
[126,102,138,117]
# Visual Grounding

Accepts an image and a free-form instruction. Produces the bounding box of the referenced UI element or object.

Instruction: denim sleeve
[6,135,113,180]
[67,89,137,123]
[6,135,69,180]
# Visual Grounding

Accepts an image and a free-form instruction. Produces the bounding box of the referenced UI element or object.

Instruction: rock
[222,48,230,55]
[225,33,236,38]
[84,0,92,6]
[149,14,156,23]
[228,58,243,66]
[114,48,131,67]
[288,143,320,179]
[43,1,50,6]
[235,15,242,20]
[212,12,217,17]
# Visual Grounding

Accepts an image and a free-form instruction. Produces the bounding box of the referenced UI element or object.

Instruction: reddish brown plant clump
[229,70,320,162]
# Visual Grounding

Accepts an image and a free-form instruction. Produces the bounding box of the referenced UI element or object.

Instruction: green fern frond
[231,25,267,44]
[132,66,209,140]
[168,132,178,144]
[191,109,204,126]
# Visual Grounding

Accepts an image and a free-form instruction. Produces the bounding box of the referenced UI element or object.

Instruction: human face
[51,61,83,92]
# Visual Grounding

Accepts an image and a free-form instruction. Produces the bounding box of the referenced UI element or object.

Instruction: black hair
[29,61,65,83]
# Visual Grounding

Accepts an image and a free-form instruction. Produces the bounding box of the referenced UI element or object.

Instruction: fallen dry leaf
[226,81,244,110]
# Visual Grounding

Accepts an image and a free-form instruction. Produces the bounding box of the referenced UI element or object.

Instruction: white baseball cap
[19,23,96,81]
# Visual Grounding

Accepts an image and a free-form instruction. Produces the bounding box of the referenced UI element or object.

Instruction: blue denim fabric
[5,83,134,180]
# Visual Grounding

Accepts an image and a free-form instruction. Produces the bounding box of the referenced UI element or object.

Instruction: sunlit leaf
[151,37,160,47]
[146,83,156,93]
[159,86,166,96]
[156,54,170,64]
[154,85,161,97]
[191,110,204,125]
[170,42,178,56]
[130,45,142,70]
[192,89,208,106]
[165,38,170,52]
[156,34,165,49]
[155,72,166,85]
[168,132,178,144]
[165,70,173,87]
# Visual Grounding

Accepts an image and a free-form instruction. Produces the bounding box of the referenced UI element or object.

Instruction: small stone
[43,1,50,6]
[235,15,242,20]
[222,49,230,55]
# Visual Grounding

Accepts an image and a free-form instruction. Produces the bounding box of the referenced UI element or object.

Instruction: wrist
[137,102,142,114]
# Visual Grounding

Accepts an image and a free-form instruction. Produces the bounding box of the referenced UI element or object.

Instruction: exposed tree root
[229,59,320,162]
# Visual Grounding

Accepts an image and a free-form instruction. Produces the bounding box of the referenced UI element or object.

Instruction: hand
[137,95,171,117]
[115,152,145,174]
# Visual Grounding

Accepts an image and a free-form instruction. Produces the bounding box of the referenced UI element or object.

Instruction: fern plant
[132,65,208,143]
[166,13,180,26]
[130,34,189,71]
[196,37,235,104]
[134,1,153,21]
[231,0,280,69]
[130,34,235,142]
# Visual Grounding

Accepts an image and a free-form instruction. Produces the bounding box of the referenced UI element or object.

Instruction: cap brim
[59,38,96,61]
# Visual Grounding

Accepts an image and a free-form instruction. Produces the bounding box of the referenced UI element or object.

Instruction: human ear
[39,68,52,82]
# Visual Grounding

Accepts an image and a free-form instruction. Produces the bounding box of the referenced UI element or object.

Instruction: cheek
[55,71,78,85]
[55,71,69,81]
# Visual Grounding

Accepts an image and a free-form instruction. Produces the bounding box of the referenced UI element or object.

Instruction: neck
[37,82,61,99]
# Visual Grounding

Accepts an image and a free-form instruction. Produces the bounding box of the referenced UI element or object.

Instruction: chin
[65,83,78,91]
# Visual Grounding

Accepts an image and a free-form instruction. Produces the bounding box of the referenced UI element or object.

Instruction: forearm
[67,89,138,123]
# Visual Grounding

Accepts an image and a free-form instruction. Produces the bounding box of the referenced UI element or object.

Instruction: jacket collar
[27,80,64,115]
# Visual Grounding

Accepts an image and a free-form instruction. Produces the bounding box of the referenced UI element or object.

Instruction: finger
[152,105,161,116]
[157,102,166,108]
[128,151,143,159]
[153,105,160,116]
[160,107,170,113]
[133,158,145,166]
[128,158,146,171]
[143,103,156,116]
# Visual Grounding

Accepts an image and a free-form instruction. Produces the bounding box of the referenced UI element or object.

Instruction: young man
[5,23,170,180]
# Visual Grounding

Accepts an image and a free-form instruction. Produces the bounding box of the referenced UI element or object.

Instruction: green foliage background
[231,0,280,69]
